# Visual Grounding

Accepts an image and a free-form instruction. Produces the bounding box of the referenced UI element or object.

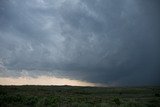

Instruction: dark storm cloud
[0,0,160,86]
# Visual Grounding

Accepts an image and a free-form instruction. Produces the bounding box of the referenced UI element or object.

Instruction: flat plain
[0,85,160,107]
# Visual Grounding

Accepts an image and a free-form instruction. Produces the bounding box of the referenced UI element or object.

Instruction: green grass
[0,85,160,107]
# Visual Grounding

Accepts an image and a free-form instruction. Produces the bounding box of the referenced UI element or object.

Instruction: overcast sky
[0,0,160,86]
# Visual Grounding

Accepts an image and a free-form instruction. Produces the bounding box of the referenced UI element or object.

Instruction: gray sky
[0,0,160,86]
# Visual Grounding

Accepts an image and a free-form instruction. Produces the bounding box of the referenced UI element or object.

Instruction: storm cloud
[0,0,160,86]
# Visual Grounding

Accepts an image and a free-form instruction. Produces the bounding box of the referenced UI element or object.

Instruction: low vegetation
[0,85,160,107]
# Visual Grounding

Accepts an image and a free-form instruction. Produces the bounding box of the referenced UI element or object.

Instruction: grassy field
[0,85,160,107]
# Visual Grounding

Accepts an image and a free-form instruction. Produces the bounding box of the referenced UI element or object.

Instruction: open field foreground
[0,85,160,107]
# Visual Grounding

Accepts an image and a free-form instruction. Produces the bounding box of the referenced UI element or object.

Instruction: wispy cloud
[0,0,160,86]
